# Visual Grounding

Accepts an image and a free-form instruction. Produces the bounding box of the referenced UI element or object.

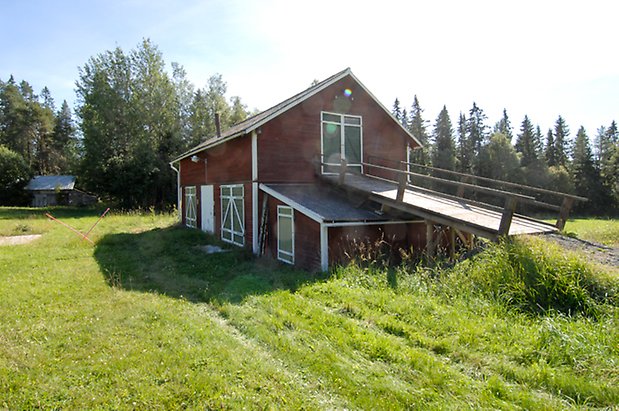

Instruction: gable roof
[173,68,422,162]
[26,175,76,191]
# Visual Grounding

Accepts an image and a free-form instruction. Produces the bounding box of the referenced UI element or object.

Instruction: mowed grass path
[1,207,617,409]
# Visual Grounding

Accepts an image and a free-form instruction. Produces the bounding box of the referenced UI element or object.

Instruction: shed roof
[260,183,393,224]
[174,68,421,162]
[26,175,76,191]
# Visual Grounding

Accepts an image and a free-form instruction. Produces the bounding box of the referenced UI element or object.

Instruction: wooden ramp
[323,173,557,240]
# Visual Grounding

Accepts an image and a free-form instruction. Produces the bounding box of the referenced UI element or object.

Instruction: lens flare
[343,88,352,97]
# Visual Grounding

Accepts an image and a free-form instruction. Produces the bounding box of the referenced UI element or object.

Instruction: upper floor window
[321,112,362,173]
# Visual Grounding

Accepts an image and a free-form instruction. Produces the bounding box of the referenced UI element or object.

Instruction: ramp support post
[425,220,436,259]
[556,197,574,230]
[498,196,517,237]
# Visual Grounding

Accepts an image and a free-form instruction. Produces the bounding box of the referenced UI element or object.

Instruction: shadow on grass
[94,225,326,304]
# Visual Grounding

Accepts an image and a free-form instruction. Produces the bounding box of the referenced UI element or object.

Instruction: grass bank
[1,207,617,409]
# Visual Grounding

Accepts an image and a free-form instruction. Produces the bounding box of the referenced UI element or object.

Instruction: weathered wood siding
[265,196,322,271]
[179,136,253,246]
[257,75,418,184]
[328,222,426,266]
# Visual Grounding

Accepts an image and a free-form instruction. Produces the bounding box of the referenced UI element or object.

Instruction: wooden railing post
[338,158,348,185]
[556,196,575,230]
[497,196,518,237]
[396,171,407,202]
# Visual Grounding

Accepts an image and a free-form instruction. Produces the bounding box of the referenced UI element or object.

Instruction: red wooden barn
[172,68,564,271]
[173,68,426,271]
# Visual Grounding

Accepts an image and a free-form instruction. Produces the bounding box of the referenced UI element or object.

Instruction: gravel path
[540,232,619,268]
[0,234,42,246]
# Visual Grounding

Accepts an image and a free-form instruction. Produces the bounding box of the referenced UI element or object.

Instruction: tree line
[0,78,76,204]
[393,97,619,214]
[2,38,617,214]
[0,39,250,208]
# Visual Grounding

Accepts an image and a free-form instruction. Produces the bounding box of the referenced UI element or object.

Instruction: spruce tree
[431,106,456,171]
[515,115,538,166]
[457,112,473,173]
[51,100,76,172]
[571,126,605,211]
[467,102,488,174]
[408,95,429,165]
[392,98,402,123]
[545,128,558,166]
[553,115,570,166]
[400,108,408,130]
[494,108,513,141]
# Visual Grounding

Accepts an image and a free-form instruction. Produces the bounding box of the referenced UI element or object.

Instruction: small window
[221,184,244,246]
[185,186,197,228]
[322,113,341,123]
[277,206,294,264]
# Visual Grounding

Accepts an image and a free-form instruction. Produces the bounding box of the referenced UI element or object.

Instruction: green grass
[1,208,618,409]
[559,217,619,247]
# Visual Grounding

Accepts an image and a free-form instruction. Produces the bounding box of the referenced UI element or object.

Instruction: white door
[200,185,214,233]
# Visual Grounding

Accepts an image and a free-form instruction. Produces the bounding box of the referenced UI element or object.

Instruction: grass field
[561,218,619,247]
[0,207,617,409]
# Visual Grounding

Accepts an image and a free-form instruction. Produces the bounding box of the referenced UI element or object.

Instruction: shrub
[0,145,31,205]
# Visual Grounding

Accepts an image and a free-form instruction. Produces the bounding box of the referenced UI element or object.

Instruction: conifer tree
[515,115,538,166]
[545,128,558,166]
[392,98,402,123]
[553,116,570,166]
[494,109,513,141]
[456,112,473,173]
[408,95,429,165]
[571,126,605,211]
[467,102,488,174]
[400,108,408,129]
[431,106,456,171]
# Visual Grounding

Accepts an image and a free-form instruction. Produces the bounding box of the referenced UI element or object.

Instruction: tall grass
[444,237,617,317]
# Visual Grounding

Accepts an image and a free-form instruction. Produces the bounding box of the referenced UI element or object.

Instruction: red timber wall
[179,136,253,246]
[257,74,420,184]
[328,222,426,266]
[265,196,322,271]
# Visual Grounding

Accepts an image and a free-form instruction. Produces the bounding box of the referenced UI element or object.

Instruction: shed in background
[25,175,97,207]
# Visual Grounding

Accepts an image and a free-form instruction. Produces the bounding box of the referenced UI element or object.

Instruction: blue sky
[1,0,617,140]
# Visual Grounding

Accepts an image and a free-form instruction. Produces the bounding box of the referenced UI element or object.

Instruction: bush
[0,145,31,205]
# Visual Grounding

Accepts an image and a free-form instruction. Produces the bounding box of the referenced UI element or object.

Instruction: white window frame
[185,186,197,228]
[320,111,363,174]
[277,205,294,264]
[221,184,245,246]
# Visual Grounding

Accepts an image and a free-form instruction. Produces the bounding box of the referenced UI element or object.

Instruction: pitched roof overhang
[172,68,422,163]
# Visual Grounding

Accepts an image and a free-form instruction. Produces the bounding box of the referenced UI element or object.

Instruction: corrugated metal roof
[261,183,390,223]
[173,68,421,162]
[25,175,76,191]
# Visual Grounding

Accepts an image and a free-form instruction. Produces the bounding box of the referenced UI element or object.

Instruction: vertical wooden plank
[426,220,435,259]
[449,227,455,259]
[556,197,575,230]
[396,171,406,202]
[498,196,518,237]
